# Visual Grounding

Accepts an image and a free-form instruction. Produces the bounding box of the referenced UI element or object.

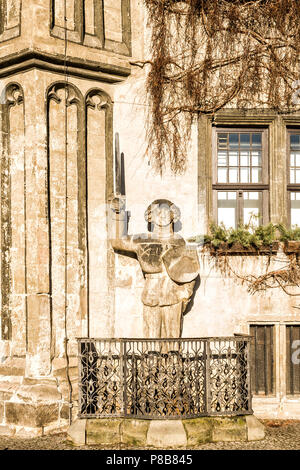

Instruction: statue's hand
[110,197,126,214]
[181,280,196,313]
[182,298,190,313]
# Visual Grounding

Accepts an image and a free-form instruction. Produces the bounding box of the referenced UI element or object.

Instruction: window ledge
[206,242,279,256]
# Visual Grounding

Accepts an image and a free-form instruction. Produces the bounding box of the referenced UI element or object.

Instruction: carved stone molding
[0,0,21,43]
[85,88,114,337]
[85,88,113,200]
[47,82,88,353]
[50,0,131,56]
[0,50,131,82]
[1,83,24,340]
[48,81,82,107]
[86,89,112,111]
[51,0,83,44]
[5,82,24,107]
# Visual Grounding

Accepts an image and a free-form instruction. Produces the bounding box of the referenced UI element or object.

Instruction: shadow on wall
[183,274,201,317]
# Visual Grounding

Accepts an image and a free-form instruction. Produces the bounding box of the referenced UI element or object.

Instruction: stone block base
[0,357,79,436]
[67,415,265,448]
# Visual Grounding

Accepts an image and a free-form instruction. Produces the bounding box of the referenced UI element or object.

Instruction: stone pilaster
[23,70,52,377]
[269,116,288,225]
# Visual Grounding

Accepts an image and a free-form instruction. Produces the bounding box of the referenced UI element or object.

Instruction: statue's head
[144,199,181,228]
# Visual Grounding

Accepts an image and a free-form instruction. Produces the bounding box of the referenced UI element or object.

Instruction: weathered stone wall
[0,69,115,434]
[0,0,144,434]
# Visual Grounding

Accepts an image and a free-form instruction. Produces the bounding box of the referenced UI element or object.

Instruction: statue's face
[151,205,173,227]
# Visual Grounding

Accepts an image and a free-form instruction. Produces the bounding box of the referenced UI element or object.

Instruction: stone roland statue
[110,198,199,338]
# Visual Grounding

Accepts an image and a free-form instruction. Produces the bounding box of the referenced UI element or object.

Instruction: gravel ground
[0,420,299,450]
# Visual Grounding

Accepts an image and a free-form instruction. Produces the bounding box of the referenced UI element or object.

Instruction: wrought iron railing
[78,337,252,419]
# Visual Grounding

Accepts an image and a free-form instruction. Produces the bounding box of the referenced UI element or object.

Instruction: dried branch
[142,0,300,173]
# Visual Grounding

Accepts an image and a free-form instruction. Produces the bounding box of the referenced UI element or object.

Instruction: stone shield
[162,245,200,283]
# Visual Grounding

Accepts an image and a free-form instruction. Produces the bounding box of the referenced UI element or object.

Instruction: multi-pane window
[286,325,300,395]
[213,129,269,229]
[217,132,263,184]
[250,325,275,396]
[287,132,300,226]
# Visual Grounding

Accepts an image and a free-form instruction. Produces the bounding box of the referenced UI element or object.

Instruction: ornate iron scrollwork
[78,337,252,419]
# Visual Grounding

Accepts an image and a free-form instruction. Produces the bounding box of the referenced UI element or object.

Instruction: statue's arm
[110,235,135,253]
[109,197,136,254]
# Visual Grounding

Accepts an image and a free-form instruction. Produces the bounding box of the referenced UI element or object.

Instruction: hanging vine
[140,0,300,173]
[211,251,300,298]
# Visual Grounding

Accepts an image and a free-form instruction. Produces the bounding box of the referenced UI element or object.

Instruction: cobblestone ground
[0,420,300,450]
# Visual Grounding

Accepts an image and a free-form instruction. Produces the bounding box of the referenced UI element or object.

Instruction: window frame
[212,127,269,228]
[286,128,300,227]
[286,324,300,397]
[249,324,276,397]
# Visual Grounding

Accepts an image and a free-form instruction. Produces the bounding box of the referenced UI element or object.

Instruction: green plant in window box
[208,222,229,248]
[277,223,300,253]
[253,223,277,247]
[277,223,300,241]
[227,225,260,249]
[188,221,278,254]
[188,221,300,299]
[187,222,228,247]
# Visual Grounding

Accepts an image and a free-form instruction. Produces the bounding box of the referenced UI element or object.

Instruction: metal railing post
[77,339,82,418]
[122,339,127,417]
[246,338,253,414]
[205,339,211,415]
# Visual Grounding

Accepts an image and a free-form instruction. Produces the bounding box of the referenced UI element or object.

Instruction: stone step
[67,415,266,447]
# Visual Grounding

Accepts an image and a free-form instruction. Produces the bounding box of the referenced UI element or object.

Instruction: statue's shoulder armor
[169,234,185,247]
[131,233,153,245]
[132,233,185,244]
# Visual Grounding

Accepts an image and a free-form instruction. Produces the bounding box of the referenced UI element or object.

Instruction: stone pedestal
[67,415,265,448]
